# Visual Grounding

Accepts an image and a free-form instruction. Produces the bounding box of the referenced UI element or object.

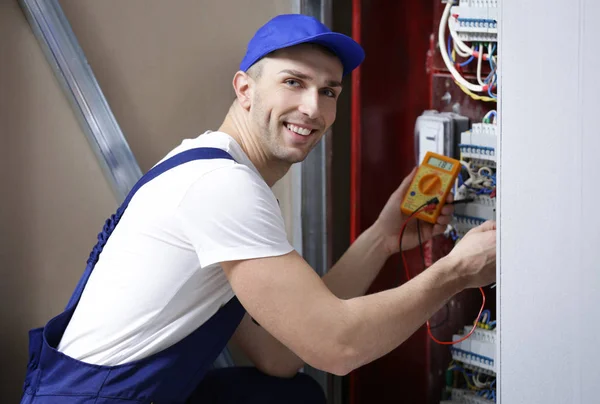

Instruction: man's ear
[233,71,253,111]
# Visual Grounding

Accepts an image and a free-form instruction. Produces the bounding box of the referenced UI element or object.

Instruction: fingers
[440,203,454,217]
[436,214,452,226]
[432,223,447,236]
[470,220,497,233]
[436,200,454,226]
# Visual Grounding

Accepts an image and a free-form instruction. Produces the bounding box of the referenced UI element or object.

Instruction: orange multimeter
[400,151,461,224]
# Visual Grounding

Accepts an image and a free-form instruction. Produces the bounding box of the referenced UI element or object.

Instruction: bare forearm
[334,255,466,373]
[323,222,391,299]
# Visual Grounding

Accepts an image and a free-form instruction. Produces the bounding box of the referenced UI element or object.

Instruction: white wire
[454,40,471,58]
[473,373,490,388]
[439,2,485,92]
[450,24,474,56]
[477,45,485,86]
[483,110,497,122]
[449,15,493,60]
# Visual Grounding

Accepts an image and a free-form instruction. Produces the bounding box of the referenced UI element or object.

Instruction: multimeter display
[428,156,453,172]
[400,151,461,224]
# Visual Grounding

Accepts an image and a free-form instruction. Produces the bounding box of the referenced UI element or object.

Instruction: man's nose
[298,90,320,119]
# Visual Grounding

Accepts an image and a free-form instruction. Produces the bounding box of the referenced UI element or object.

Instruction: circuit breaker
[414,111,469,164]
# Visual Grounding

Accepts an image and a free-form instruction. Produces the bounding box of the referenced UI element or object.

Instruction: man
[21,14,496,404]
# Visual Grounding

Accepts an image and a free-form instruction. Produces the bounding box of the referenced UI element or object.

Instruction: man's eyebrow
[278,69,343,88]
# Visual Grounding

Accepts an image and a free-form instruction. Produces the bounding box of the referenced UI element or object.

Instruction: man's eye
[323,89,336,98]
[285,79,300,87]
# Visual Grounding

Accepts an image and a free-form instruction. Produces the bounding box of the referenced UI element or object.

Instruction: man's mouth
[285,122,315,136]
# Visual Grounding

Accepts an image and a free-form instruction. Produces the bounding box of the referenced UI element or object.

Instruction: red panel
[349,2,435,403]
[349,1,497,403]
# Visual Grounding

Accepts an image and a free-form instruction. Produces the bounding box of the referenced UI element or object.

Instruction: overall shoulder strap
[65,147,235,311]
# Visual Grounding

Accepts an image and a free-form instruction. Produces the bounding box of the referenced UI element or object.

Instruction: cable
[455,81,497,103]
[449,36,475,67]
[427,288,485,345]
[417,220,425,270]
[488,82,497,99]
[439,2,487,93]
[483,110,497,123]
[417,218,452,330]
[398,200,436,282]
[480,309,491,324]
[399,198,487,346]
[477,44,486,86]
[454,39,472,58]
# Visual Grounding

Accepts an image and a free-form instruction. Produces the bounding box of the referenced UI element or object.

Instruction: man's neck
[218,103,290,187]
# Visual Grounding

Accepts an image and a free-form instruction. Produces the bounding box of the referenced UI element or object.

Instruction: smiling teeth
[287,124,312,136]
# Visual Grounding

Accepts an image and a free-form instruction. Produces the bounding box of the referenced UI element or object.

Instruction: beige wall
[1,0,295,400]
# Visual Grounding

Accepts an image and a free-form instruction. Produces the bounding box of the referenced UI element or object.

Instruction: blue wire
[448,36,476,67]
[489,45,496,71]
[488,81,497,99]
[489,320,496,328]
[490,379,496,388]
[447,36,454,64]
[480,309,491,323]
[448,365,474,377]
[460,54,475,67]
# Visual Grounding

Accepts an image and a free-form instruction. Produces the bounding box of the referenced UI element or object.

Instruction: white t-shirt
[58,131,294,365]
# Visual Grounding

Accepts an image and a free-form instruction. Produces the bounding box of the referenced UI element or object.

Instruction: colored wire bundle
[439,1,498,102]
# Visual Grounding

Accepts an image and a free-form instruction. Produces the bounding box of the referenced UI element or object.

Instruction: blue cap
[240,14,365,76]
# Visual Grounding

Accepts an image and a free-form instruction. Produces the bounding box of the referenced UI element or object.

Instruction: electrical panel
[414,111,470,164]
[451,121,497,239]
[448,0,498,43]
[421,0,498,402]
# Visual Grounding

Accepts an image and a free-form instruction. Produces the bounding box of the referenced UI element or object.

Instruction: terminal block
[450,327,496,372]
[450,0,498,42]
[459,123,497,164]
[449,388,496,404]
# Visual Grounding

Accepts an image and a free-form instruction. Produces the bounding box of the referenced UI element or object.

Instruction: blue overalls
[20,147,326,403]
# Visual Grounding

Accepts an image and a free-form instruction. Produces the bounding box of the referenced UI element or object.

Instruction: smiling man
[21,14,496,404]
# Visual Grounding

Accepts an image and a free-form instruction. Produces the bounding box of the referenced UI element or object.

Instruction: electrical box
[414,111,470,164]
[449,0,498,42]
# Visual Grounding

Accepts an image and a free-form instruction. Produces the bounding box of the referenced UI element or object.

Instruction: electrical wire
[399,199,487,346]
[454,39,472,58]
[449,36,475,67]
[477,44,486,86]
[399,201,434,282]
[455,81,497,103]
[448,11,493,61]
[480,309,491,324]
[483,110,497,123]
[439,2,487,93]
[416,219,451,330]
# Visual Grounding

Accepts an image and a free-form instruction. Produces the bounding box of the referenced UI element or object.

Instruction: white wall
[499,0,600,402]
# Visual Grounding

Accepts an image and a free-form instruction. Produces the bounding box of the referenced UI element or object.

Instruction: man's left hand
[373,167,454,256]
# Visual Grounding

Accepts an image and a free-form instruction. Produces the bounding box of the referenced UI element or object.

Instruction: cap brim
[304,32,365,76]
[290,32,365,76]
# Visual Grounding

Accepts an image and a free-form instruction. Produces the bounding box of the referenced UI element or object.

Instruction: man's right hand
[446,220,497,289]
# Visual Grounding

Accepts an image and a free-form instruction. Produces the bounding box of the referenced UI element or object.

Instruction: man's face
[247,44,343,164]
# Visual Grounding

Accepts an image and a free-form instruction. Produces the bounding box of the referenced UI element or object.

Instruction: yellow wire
[455,81,497,103]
